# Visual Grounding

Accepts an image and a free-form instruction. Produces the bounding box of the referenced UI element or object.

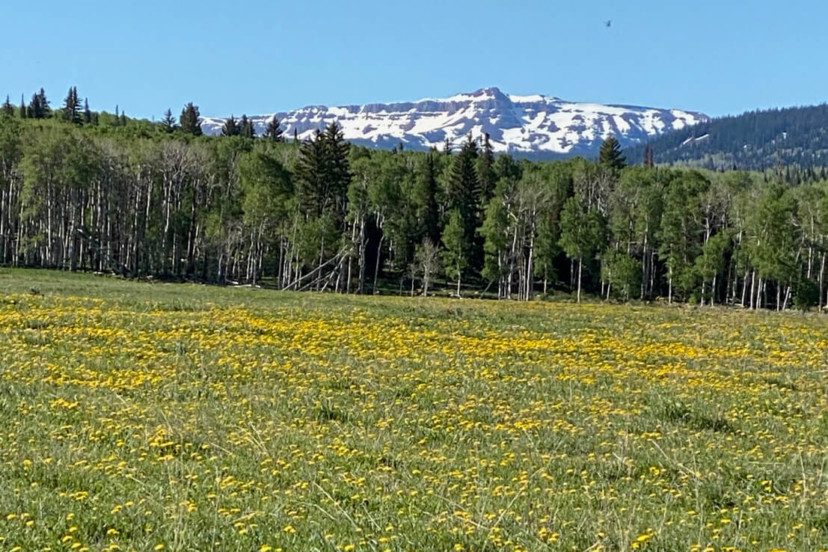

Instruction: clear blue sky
[3,0,826,119]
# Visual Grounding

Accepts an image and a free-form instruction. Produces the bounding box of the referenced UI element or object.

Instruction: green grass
[0,269,825,551]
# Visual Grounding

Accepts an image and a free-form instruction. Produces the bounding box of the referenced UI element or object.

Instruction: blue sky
[3,0,826,119]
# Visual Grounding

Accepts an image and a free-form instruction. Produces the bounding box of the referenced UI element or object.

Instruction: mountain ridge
[625,103,828,169]
[200,87,707,158]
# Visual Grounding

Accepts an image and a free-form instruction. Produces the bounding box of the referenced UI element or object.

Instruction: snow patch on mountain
[200,87,707,158]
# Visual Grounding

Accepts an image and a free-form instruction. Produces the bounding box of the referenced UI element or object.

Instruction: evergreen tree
[19,94,27,119]
[39,89,51,116]
[239,115,255,138]
[445,134,480,243]
[62,86,81,123]
[599,136,626,170]
[179,102,203,136]
[295,131,328,217]
[1,96,13,118]
[295,124,350,219]
[322,122,351,216]
[221,115,240,137]
[82,98,92,125]
[265,116,284,142]
[413,152,441,243]
[477,132,496,205]
[38,88,51,118]
[160,109,177,133]
[28,92,45,119]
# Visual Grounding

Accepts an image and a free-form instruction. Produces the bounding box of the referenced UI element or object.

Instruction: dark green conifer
[83,98,92,124]
[179,102,203,136]
[221,115,240,137]
[599,136,626,170]
[1,96,13,117]
[160,108,177,132]
[239,115,255,138]
[477,132,496,204]
[265,116,284,142]
[28,91,45,119]
[413,151,441,243]
[62,86,81,123]
[445,133,480,241]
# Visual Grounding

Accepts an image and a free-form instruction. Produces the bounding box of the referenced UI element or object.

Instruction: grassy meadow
[0,269,825,551]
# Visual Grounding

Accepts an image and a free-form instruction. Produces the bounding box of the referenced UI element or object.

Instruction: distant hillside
[627,103,828,169]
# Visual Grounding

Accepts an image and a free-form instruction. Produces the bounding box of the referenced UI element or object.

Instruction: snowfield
[201,87,707,157]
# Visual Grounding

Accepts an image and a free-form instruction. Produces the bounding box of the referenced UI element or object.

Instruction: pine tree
[28,92,45,119]
[1,96,13,117]
[179,102,203,136]
[239,115,255,138]
[160,108,177,133]
[295,124,350,219]
[599,136,626,170]
[35,88,51,118]
[62,86,81,123]
[445,134,480,243]
[19,94,27,119]
[221,115,240,137]
[293,128,299,142]
[82,98,92,125]
[295,131,328,217]
[265,116,284,142]
[477,132,496,204]
[413,152,441,243]
[321,122,350,215]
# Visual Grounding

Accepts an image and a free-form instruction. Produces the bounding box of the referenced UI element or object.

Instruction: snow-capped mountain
[200,87,707,158]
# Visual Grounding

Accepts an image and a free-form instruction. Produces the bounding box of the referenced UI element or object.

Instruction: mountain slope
[201,87,706,158]
[626,103,828,169]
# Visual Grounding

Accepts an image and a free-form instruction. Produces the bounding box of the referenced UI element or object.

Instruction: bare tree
[414,238,440,296]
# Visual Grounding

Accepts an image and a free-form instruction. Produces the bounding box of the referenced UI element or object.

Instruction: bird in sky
[605,20,612,28]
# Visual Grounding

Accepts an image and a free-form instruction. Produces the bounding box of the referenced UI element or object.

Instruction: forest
[628,102,828,171]
[1,88,828,311]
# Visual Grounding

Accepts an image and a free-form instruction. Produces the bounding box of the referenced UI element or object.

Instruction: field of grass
[0,269,825,552]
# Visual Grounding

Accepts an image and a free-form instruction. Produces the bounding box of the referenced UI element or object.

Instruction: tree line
[1,87,827,311]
